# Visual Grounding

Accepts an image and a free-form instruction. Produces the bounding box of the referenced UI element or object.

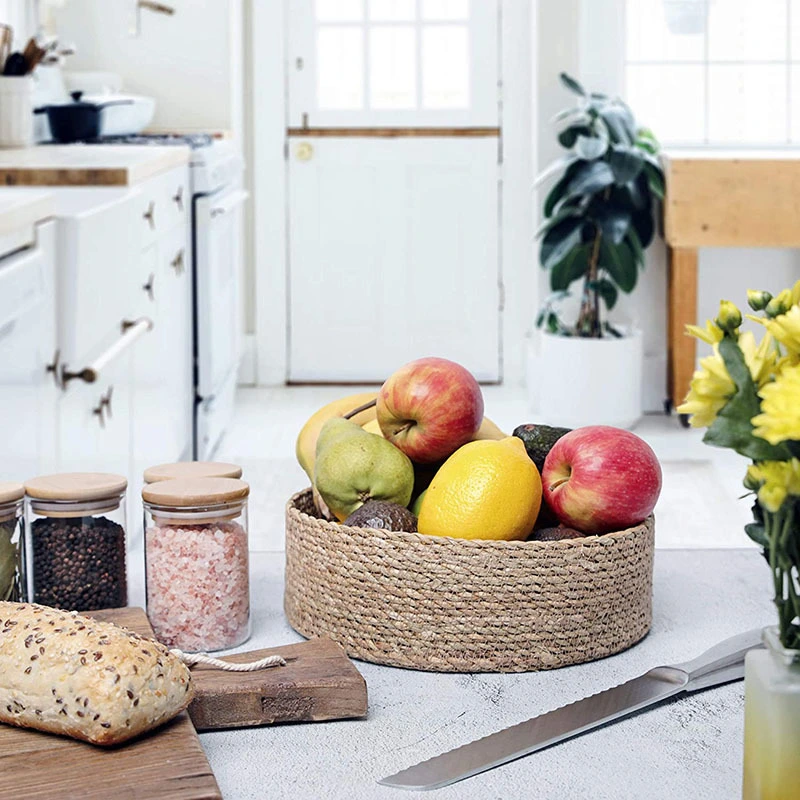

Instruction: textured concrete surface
[197,549,773,800]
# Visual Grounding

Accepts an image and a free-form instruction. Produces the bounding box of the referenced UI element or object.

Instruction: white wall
[52,0,241,136]
[532,0,800,411]
[0,0,34,46]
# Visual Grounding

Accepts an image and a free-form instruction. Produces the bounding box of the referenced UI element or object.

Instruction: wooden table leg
[667,247,699,424]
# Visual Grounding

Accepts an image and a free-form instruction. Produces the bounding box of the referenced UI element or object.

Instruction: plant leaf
[703,337,794,460]
[745,522,768,549]
[589,278,618,310]
[535,204,582,239]
[550,244,590,291]
[560,72,586,96]
[541,217,584,270]
[600,107,634,145]
[643,161,665,201]
[609,145,645,185]
[626,226,645,267]
[574,134,608,160]
[543,160,582,216]
[632,207,655,248]
[600,239,637,293]
[558,125,592,149]
[594,206,631,245]
[567,160,615,196]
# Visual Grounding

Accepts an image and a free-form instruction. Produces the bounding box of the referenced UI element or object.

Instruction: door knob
[296,142,313,161]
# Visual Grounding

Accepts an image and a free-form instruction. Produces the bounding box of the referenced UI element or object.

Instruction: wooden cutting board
[0,607,221,800]
[185,637,368,730]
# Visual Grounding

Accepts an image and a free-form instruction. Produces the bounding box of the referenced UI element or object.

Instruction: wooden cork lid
[24,473,128,502]
[0,482,24,505]
[143,461,243,484]
[142,477,250,507]
[0,482,23,522]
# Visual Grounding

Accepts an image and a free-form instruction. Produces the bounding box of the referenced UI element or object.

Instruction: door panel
[288,137,499,381]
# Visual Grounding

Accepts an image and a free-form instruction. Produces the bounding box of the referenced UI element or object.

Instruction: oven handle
[61,316,153,387]
[208,189,249,219]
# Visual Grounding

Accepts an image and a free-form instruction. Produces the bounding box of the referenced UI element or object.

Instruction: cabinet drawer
[135,167,189,247]
[161,169,189,233]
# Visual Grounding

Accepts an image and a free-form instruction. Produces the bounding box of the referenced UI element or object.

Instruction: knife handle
[675,628,764,681]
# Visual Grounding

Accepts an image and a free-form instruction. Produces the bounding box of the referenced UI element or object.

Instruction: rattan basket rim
[286,488,654,550]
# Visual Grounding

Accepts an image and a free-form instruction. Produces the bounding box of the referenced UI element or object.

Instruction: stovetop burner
[88,133,214,149]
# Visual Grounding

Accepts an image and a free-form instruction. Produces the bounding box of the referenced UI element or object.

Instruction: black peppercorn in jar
[23,473,128,612]
[0,482,24,602]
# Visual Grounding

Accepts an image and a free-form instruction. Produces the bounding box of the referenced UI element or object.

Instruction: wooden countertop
[0,144,191,187]
[0,189,54,237]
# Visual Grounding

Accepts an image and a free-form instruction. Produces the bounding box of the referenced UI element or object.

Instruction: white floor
[215,385,756,552]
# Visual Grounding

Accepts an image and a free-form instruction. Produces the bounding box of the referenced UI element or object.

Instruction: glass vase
[742,627,800,800]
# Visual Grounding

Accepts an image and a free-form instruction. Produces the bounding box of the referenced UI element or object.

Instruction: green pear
[314,418,414,522]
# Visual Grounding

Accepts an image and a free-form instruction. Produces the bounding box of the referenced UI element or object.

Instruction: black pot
[35,91,133,143]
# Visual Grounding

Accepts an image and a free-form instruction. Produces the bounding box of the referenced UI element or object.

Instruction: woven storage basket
[285,489,654,673]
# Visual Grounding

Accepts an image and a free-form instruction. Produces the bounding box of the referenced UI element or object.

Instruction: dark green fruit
[512,423,572,473]
[343,500,418,532]
[531,525,586,541]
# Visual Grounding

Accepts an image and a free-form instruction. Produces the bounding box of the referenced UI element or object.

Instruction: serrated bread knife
[379,628,763,791]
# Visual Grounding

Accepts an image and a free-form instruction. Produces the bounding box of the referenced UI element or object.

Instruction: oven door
[194,186,248,398]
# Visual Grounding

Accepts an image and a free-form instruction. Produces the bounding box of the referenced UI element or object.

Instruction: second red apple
[377,357,484,463]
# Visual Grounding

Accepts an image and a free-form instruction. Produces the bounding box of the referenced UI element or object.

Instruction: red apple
[377,357,484,463]
[541,426,661,533]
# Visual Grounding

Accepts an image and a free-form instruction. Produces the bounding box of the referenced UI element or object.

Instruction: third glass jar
[142,477,251,652]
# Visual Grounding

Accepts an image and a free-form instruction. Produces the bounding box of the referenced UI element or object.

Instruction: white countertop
[0,188,54,237]
[0,144,190,186]
[175,548,772,800]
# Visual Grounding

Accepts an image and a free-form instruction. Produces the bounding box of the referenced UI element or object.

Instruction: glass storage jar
[143,461,242,484]
[23,473,128,611]
[0,482,24,602]
[743,626,800,800]
[142,477,250,652]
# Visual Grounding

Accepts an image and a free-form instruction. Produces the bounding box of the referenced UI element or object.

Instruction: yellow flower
[792,279,800,306]
[745,460,800,512]
[752,362,800,445]
[685,319,723,345]
[716,300,742,333]
[678,331,777,428]
[766,289,793,318]
[750,305,800,355]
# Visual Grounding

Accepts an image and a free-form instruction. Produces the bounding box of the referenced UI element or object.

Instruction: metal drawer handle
[143,200,156,230]
[46,349,62,389]
[101,385,113,417]
[93,387,113,429]
[173,186,184,211]
[171,248,185,274]
[143,272,155,301]
[61,317,153,387]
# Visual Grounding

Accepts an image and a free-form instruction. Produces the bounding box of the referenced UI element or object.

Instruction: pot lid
[25,473,128,502]
[68,90,94,107]
[0,482,24,505]
[143,461,243,484]
[142,477,249,507]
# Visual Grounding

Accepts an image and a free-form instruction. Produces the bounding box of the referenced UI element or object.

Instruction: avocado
[531,525,587,542]
[512,423,572,473]
[344,500,418,533]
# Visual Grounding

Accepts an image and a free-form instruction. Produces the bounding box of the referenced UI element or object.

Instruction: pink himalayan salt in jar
[142,477,251,652]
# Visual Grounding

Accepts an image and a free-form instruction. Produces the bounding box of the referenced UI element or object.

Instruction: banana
[296,392,377,479]
[472,417,507,441]
[361,418,382,436]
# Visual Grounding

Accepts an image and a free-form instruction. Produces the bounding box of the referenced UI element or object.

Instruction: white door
[287,0,501,382]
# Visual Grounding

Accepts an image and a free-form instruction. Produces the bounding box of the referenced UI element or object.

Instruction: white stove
[94,133,248,459]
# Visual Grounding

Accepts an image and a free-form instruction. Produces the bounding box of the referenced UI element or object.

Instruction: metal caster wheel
[663,398,673,415]
[679,413,690,429]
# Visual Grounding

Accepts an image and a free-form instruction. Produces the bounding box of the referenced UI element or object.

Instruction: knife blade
[379,628,763,791]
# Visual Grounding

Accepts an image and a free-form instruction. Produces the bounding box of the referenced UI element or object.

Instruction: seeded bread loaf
[0,602,193,745]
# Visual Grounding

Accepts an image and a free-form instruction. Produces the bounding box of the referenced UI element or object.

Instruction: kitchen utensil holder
[285,489,654,673]
[0,76,33,148]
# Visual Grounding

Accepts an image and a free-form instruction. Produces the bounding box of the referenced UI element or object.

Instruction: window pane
[317,27,364,109]
[625,65,705,143]
[791,0,800,60]
[316,0,363,22]
[422,0,469,20]
[422,25,469,108]
[791,65,800,141]
[708,65,787,143]
[626,0,706,62]
[708,0,786,61]
[369,26,417,108]
[369,0,415,20]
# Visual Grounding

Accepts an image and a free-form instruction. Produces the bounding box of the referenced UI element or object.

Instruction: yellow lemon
[418,437,542,541]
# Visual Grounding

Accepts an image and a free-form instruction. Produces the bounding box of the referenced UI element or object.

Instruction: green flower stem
[765,502,800,650]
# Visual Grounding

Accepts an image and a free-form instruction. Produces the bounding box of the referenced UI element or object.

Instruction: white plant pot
[533,329,644,429]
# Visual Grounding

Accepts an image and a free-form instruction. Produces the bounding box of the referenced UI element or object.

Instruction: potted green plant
[533,73,665,428]
[678,288,800,798]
